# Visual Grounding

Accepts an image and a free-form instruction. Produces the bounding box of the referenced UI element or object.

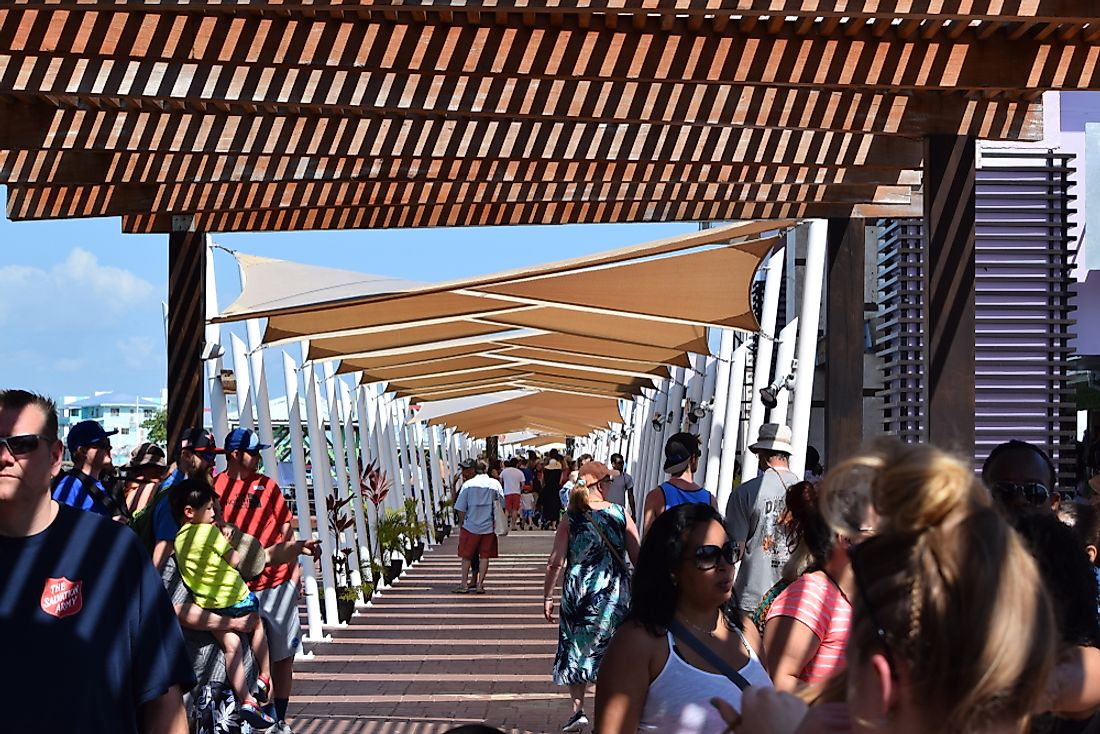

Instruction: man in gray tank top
[725,423,799,617]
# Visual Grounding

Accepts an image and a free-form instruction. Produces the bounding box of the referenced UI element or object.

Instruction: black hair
[1014,510,1100,647]
[444,727,506,734]
[982,440,1056,489]
[169,478,217,525]
[625,503,731,636]
[0,389,59,443]
[806,445,823,474]
[610,453,625,464]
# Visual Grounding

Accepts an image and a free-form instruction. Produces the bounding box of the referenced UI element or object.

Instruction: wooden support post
[485,435,500,462]
[167,221,205,455]
[923,135,977,457]
[825,218,866,469]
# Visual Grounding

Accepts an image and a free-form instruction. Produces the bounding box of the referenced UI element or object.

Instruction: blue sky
[0,186,696,402]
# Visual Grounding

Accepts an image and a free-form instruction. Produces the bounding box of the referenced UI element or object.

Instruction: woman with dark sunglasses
[595,503,771,734]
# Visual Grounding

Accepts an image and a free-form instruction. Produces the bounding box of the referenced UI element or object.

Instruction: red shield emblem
[40,577,83,619]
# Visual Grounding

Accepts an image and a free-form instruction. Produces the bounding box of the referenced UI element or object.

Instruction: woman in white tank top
[595,504,772,734]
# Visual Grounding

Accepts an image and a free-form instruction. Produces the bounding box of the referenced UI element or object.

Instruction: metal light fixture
[759,360,797,409]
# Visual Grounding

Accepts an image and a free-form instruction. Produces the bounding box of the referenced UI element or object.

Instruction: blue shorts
[211,591,259,618]
[521,509,536,519]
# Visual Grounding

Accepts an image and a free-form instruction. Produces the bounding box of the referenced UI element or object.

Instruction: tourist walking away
[454,459,504,594]
[606,452,636,519]
[453,458,482,585]
[501,457,526,531]
[541,450,564,529]
[51,418,126,519]
[726,423,799,618]
[642,432,716,534]
[761,481,864,691]
[596,503,771,734]
[544,461,640,732]
[215,428,303,733]
[171,478,277,730]
[149,428,223,568]
[0,389,195,733]
[123,441,168,517]
[718,440,1058,734]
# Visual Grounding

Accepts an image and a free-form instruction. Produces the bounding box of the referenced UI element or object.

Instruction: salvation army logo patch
[41,577,83,619]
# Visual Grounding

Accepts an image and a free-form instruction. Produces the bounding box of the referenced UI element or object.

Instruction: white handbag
[493,495,509,537]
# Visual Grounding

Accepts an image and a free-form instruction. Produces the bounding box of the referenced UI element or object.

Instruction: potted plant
[359,459,392,560]
[326,494,369,621]
[436,498,453,538]
[377,509,406,584]
[402,498,426,563]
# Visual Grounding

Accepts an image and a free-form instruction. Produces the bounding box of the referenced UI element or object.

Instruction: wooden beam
[924,134,976,457]
[4,180,914,220]
[4,0,1096,22]
[118,198,922,233]
[0,149,925,186]
[166,223,205,457]
[825,217,867,468]
[0,10,1097,92]
[0,103,926,167]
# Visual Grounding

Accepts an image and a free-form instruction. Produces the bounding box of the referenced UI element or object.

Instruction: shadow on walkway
[291,531,566,734]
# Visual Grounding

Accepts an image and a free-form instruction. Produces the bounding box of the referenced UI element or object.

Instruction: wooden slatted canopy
[2,2,1098,231]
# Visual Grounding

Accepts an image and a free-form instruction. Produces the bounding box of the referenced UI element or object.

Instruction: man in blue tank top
[641,432,716,534]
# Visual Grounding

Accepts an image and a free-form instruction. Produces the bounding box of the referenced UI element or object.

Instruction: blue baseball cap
[224,428,270,453]
[66,420,119,454]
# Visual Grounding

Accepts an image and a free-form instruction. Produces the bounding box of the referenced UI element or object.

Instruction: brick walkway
[290,530,571,734]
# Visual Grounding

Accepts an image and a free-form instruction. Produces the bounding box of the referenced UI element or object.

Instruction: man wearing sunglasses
[982,439,1058,517]
[51,419,124,519]
[0,389,194,733]
[214,428,300,733]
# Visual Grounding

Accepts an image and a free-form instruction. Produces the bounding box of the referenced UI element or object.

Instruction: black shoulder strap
[64,469,129,520]
[667,619,753,691]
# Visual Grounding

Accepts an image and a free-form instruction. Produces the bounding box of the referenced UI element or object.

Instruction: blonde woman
[543,461,641,732]
[718,440,1058,734]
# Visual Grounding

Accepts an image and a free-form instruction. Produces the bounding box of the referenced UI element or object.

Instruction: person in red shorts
[454,459,505,594]
[214,428,300,734]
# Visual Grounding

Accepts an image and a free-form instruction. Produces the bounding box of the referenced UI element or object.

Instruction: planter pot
[412,541,426,562]
[383,557,404,585]
[337,597,355,624]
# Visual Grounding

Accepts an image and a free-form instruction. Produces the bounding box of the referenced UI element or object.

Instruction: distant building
[59,391,163,464]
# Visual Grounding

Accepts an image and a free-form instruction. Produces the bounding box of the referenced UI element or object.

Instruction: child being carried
[171,479,278,730]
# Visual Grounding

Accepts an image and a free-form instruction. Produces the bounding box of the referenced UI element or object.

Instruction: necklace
[676,613,729,639]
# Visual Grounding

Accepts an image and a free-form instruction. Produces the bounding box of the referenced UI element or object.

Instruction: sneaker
[561,710,589,732]
[240,700,276,730]
[274,721,294,734]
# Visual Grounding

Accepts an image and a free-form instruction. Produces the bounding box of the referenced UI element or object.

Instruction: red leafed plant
[359,460,392,508]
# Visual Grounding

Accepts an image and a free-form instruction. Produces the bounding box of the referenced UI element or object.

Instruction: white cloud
[116,335,157,370]
[0,248,156,327]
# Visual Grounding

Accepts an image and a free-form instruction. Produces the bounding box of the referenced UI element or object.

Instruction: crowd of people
[1,390,318,734]
[8,381,1100,734]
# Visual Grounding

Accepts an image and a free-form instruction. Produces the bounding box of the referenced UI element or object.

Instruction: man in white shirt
[499,457,526,532]
[453,460,505,594]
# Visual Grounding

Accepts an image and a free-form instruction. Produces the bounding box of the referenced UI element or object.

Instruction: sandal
[451,585,471,594]
[475,587,487,595]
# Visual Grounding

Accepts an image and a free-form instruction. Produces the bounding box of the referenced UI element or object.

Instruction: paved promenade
[290,531,567,734]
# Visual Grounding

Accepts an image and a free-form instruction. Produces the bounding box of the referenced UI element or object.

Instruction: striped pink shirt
[765,571,851,684]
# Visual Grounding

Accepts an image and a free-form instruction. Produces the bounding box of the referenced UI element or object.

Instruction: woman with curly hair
[543,461,640,732]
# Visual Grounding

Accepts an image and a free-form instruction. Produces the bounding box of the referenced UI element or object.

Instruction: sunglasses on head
[691,541,739,570]
[991,481,1050,507]
[0,434,52,456]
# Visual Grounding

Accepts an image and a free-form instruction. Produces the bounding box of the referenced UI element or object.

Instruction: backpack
[130,482,173,555]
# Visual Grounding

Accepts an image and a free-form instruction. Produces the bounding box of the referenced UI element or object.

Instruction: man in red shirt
[214,428,300,734]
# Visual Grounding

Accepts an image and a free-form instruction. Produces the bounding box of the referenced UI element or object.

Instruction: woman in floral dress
[543,461,641,732]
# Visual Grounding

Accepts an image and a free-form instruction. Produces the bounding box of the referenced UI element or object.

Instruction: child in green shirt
[171,479,276,730]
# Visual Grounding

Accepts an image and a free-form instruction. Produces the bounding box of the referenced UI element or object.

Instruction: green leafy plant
[403,497,426,541]
[337,581,374,602]
[377,509,406,562]
[142,408,167,445]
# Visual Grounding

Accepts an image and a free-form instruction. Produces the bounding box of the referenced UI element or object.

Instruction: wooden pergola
[2,2,1098,456]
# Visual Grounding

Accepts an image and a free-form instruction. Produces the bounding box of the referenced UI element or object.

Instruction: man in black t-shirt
[0,389,195,734]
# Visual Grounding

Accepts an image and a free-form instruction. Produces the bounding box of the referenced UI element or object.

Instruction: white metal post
[204,242,230,474]
[357,384,382,567]
[301,358,341,627]
[664,367,687,448]
[695,355,718,488]
[704,329,736,490]
[771,318,800,427]
[229,333,256,432]
[741,245,786,482]
[789,219,827,478]
[716,343,750,512]
[280,352,326,643]
[340,378,372,598]
[245,319,279,475]
[318,363,363,596]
